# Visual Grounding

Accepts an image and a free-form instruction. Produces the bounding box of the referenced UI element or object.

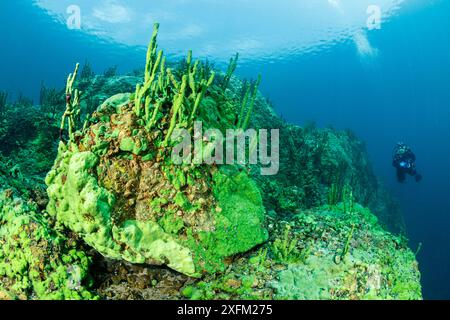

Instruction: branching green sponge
[0,190,96,300]
[46,24,267,278]
[60,63,82,140]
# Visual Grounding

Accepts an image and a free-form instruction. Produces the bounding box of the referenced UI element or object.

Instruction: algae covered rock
[269,203,422,300]
[180,203,422,300]
[46,25,267,277]
[0,190,95,300]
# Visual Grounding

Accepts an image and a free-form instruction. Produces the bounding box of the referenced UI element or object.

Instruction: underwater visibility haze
[0,0,449,300]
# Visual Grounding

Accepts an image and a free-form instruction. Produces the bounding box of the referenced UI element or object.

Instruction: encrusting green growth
[270,204,422,300]
[0,190,96,300]
[180,203,421,300]
[45,23,268,277]
[46,143,197,275]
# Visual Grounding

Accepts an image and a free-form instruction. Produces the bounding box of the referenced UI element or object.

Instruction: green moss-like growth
[46,142,198,276]
[0,190,96,300]
[46,25,267,277]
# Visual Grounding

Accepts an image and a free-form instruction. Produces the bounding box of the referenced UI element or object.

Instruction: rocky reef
[181,203,421,300]
[0,24,421,300]
[0,174,95,299]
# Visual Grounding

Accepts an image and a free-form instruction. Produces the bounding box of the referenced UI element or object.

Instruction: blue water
[1,0,449,299]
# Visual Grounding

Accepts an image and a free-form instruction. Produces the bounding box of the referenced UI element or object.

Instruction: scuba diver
[392,142,422,183]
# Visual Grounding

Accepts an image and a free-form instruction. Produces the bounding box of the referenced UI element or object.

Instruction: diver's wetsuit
[392,143,422,183]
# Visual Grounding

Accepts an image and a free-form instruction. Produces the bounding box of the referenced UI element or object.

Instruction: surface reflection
[33,0,407,62]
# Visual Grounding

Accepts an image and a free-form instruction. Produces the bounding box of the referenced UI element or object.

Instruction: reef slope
[0,24,421,299]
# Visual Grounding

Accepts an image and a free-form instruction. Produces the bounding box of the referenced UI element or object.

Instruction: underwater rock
[181,203,422,300]
[0,190,95,300]
[90,257,191,300]
[45,25,268,277]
